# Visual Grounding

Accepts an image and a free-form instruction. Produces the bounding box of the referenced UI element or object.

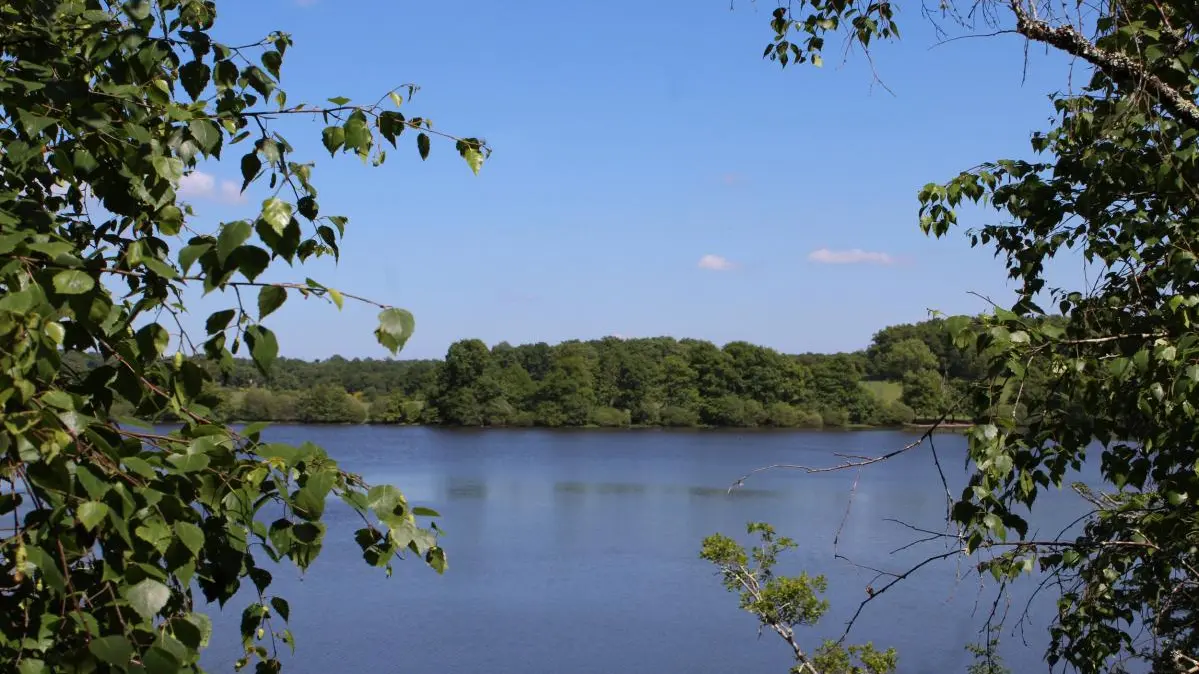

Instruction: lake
[199,426,1094,674]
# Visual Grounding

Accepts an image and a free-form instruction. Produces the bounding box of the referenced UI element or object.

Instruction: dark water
[199,426,1095,673]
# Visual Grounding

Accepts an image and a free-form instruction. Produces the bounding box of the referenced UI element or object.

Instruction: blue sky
[177,0,1085,360]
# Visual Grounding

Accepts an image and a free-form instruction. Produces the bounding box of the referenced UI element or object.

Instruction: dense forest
[75,317,1028,428]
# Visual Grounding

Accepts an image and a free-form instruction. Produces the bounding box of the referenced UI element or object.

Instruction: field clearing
[861,380,902,404]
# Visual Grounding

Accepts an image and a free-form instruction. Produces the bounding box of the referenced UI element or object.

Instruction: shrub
[876,400,916,426]
[764,402,802,427]
[821,407,850,428]
[660,405,700,427]
[796,409,825,429]
[590,406,631,427]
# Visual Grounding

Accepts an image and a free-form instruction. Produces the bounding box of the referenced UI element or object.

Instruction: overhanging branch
[1010,3,1199,130]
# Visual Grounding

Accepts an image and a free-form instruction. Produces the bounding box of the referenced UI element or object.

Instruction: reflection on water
[198,426,1100,674]
[446,479,487,500]
[685,485,781,499]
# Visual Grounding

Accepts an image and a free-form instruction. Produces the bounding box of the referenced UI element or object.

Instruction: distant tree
[874,338,940,380]
[589,406,631,427]
[660,405,700,428]
[533,351,596,426]
[876,400,916,426]
[240,388,278,421]
[901,370,947,421]
[763,402,802,427]
[704,395,752,427]
[297,384,362,424]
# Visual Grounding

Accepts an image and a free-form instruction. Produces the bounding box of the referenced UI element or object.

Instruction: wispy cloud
[697,254,736,271]
[807,248,897,265]
[178,171,246,205]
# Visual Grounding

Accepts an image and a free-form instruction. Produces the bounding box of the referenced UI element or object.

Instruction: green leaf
[297,196,318,220]
[124,578,170,620]
[25,545,64,591]
[241,152,262,191]
[461,146,484,175]
[174,521,204,556]
[344,113,370,152]
[261,198,293,235]
[42,390,74,410]
[322,126,345,156]
[367,484,406,523]
[142,645,182,674]
[89,635,133,665]
[327,96,350,105]
[189,120,222,155]
[375,307,416,354]
[412,506,440,517]
[166,451,210,474]
[389,91,404,107]
[179,60,211,100]
[456,139,485,175]
[53,270,94,295]
[294,469,336,520]
[185,613,213,648]
[270,596,290,622]
[123,0,151,21]
[327,288,344,310]
[179,243,210,274]
[152,156,184,182]
[417,132,430,160]
[258,285,287,319]
[205,309,236,335]
[425,546,447,574]
[257,443,300,465]
[217,220,252,264]
[261,50,282,78]
[77,501,109,531]
[17,659,47,674]
[246,325,279,373]
[157,204,184,236]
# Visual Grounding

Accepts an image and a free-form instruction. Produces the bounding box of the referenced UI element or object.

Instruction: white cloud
[697,254,735,271]
[178,171,246,204]
[807,248,897,265]
[178,171,214,196]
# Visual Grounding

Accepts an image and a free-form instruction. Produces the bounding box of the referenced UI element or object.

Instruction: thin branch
[729,429,935,491]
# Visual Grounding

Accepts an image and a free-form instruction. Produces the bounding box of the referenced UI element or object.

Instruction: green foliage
[0,2,484,669]
[873,338,938,381]
[296,384,365,424]
[118,320,1000,428]
[659,405,700,427]
[701,523,896,674]
[899,369,947,421]
[965,631,1011,674]
[589,406,631,427]
[860,380,902,406]
[763,0,1199,669]
[874,400,915,426]
[820,408,850,428]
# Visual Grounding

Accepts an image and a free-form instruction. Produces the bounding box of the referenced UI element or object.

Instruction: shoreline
[203,420,974,432]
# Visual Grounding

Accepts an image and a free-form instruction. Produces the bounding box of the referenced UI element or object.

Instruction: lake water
[199,426,1096,674]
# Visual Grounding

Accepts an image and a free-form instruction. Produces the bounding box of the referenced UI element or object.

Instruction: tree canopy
[719,0,1199,671]
[75,318,991,428]
[0,1,484,671]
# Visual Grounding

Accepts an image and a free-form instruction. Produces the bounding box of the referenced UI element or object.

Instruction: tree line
[73,316,1025,428]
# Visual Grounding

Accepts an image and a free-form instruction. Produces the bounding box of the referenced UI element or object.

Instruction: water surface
[200,426,1093,673]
